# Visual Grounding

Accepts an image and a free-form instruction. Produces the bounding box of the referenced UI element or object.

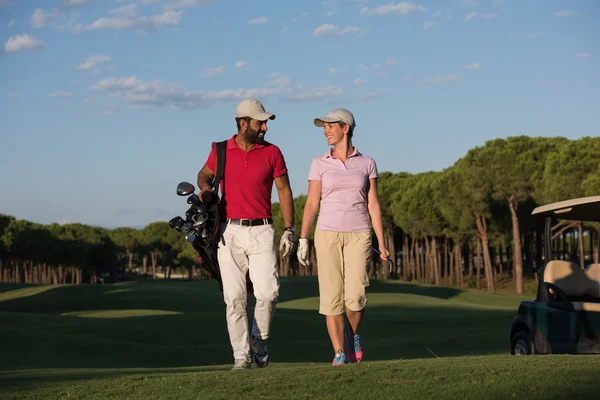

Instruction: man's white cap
[236,98,276,121]
[314,108,356,130]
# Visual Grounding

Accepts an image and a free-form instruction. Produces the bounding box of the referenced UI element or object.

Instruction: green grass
[0,278,597,399]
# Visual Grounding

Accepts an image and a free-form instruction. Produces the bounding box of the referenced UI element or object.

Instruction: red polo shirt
[205,135,288,219]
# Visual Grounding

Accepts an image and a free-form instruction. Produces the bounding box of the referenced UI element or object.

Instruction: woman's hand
[378,245,390,261]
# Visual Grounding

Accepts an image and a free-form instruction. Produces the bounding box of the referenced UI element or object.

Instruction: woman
[297,108,390,366]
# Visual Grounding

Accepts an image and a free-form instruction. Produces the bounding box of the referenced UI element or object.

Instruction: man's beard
[245,126,265,144]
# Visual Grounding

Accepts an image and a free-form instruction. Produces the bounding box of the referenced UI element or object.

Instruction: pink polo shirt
[308,148,378,232]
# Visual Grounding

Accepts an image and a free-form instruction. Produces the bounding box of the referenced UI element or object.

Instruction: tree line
[1,136,599,294]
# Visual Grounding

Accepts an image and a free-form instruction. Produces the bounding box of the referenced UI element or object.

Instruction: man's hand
[297,238,310,266]
[279,230,296,259]
[201,190,218,205]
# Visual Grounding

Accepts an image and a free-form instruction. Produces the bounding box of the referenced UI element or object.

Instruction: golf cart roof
[531,196,600,222]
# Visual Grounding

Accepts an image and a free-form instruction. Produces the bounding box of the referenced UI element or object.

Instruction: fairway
[1,278,597,399]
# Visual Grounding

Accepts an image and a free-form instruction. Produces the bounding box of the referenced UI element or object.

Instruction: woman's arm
[300,180,322,239]
[367,178,390,259]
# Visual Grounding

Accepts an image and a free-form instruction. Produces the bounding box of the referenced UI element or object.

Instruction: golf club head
[176,181,195,196]
[187,194,199,204]
[185,207,196,219]
[181,221,194,233]
[168,216,182,229]
[174,218,185,232]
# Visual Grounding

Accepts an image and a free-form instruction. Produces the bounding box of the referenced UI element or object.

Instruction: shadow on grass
[0,277,519,372]
[0,305,516,370]
[0,277,464,315]
[0,283,40,294]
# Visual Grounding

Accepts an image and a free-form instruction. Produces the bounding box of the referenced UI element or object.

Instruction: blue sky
[1,0,598,229]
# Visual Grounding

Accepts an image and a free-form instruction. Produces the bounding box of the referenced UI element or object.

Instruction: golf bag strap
[213,140,227,198]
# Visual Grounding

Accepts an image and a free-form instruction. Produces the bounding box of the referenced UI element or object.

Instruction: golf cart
[510,196,600,355]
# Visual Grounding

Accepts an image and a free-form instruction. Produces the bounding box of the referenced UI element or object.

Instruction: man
[197,98,296,370]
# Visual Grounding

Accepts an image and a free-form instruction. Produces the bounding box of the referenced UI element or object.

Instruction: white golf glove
[279,230,295,259]
[297,238,310,266]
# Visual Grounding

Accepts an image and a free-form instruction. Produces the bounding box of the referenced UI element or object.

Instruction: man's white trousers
[217,223,279,360]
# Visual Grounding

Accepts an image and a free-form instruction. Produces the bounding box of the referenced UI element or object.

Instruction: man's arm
[197,164,215,193]
[274,173,294,227]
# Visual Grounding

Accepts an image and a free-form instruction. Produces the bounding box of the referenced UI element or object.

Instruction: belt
[226,218,273,227]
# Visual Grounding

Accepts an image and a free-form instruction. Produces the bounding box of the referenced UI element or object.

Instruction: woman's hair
[337,121,354,139]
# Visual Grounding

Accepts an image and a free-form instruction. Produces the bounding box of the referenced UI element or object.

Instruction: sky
[0,0,598,229]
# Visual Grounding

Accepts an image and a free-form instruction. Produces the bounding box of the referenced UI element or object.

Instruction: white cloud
[141,0,161,4]
[433,11,441,17]
[8,20,15,28]
[465,12,498,21]
[48,90,74,98]
[323,0,337,16]
[446,14,454,20]
[354,78,367,87]
[313,23,369,37]
[248,17,269,24]
[235,60,248,69]
[77,54,112,70]
[360,2,425,16]
[91,73,343,109]
[313,23,336,36]
[375,71,388,77]
[68,10,182,32]
[555,10,577,17]
[463,62,482,70]
[4,34,45,53]
[328,67,343,73]
[387,57,401,65]
[421,74,459,85]
[576,53,591,59]
[291,12,308,24]
[464,12,478,21]
[424,21,435,29]
[333,89,389,105]
[7,92,23,98]
[59,0,94,8]
[201,66,225,77]
[31,8,61,28]
[165,0,218,9]
[30,1,95,28]
[281,86,343,103]
[359,90,387,101]
[110,4,138,17]
[461,0,477,7]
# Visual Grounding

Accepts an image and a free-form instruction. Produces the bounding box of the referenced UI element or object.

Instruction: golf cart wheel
[511,331,536,355]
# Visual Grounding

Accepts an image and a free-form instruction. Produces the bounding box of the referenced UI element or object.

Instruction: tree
[139,222,172,279]
[453,149,496,292]
[110,227,140,273]
[480,136,540,294]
